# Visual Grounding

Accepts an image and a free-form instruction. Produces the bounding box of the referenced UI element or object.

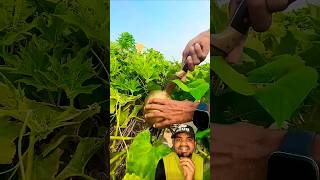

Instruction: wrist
[192,102,209,130]
[313,135,320,163]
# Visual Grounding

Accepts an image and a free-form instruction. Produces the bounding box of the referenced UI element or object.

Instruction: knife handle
[182,63,188,72]
[230,0,250,35]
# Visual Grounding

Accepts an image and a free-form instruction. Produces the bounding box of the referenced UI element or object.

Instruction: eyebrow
[175,135,193,139]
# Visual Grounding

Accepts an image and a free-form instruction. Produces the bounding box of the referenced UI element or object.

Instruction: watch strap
[193,102,209,131]
[279,129,316,157]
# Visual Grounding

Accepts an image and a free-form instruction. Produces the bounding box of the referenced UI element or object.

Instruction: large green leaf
[0,118,22,164]
[211,56,255,96]
[254,67,318,126]
[245,34,266,54]
[56,138,103,180]
[126,130,171,180]
[190,81,210,101]
[32,148,63,180]
[0,80,100,140]
[247,55,305,83]
[54,0,107,45]
[275,30,298,55]
[173,79,210,100]
[123,173,143,180]
[210,1,228,33]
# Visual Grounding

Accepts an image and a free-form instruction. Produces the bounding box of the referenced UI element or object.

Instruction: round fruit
[144,90,171,126]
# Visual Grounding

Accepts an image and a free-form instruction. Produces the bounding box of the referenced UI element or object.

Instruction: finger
[267,0,292,12]
[144,104,165,112]
[147,98,168,105]
[190,45,200,67]
[180,162,194,174]
[145,111,165,119]
[186,56,194,71]
[182,42,192,62]
[182,166,188,177]
[180,159,195,169]
[194,43,206,62]
[247,0,272,32]
[153,119,171,129]
[226,38,246,64]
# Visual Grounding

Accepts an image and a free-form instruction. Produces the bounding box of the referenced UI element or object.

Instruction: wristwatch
[192,102,210,131]
[267,129,319,180]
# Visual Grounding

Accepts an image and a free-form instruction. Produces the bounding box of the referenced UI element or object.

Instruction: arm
[211,122,320,180]
[144,98,199,129]
[144,99,210,130]
[182,30,210,71]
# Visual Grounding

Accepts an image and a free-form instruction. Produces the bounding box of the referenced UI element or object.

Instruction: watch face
[267,152,319,180]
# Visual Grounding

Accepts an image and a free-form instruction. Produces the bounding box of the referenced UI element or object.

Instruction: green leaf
[123,173,144,180]
[0,118,22,164]
[126,130,171,179]
[54,0,107,45]
[195,128,210,140]
[56,138,103,180]
[172,79,190,92]
[129,105,143,119]
[254,67,318,127]
[211,56,255,96]
[110,99,116,114]
[210,1,228,33]
[275,30,298,55]
[119,105,130,128]
[247,55,305,83]
[245,35,266,53]
[190,81,210,101]
[41,135,80,157]
[32,148,63,180]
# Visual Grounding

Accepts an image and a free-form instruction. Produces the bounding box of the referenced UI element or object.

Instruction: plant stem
[91,48,109,82]
[197,148,209,159]
[18,112,31,180]
[57,90,62,106]
[110,136,134,140]
[111,104,120,148]
[25,132,35,180]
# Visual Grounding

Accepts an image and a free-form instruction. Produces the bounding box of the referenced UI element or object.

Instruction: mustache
[178,146,190,150]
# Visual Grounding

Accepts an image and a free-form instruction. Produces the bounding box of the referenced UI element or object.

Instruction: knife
[165,63,189,96]
[211,0,250,56]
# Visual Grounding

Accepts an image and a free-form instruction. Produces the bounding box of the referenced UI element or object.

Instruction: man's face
[173,132,195,158]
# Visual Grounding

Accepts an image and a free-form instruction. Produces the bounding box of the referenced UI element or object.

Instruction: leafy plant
[211,1,320,129]
[0,0,108,179]
[110,32,210,179]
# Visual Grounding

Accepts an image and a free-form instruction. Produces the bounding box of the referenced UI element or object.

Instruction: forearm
[212,122,320,180]
[211,123,281,179]
[312,135,320,163]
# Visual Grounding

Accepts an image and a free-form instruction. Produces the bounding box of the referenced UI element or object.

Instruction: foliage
[0,0,108,179]
[211,1,320,129]
[110,32,210,179]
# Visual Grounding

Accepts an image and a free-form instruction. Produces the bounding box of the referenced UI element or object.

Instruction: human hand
[182,30,210,71]
[225,0,296,64]
[211,122,285,180]
[180,157,195,180]
[144,98,199,129]
[229,0,295,32]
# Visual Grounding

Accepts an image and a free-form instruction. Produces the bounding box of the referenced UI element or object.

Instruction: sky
[110,0,210,62]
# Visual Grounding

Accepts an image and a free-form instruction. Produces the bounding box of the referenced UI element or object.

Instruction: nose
[180,140,187,145]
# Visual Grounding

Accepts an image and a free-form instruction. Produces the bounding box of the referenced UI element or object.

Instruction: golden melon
[144,90,171,126]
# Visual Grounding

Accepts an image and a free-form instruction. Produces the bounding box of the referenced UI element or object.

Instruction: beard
[176,146,193,158]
